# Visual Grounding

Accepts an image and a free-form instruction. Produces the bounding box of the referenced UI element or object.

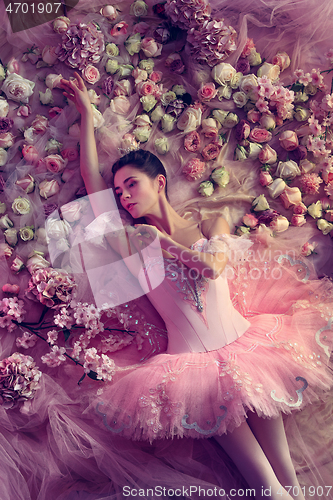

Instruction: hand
[129,224,167,251]
[59,72,92,115]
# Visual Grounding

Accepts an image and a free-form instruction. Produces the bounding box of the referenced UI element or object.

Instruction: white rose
[161,114,175,133]
[45,74,63,89]
[46,218,71,240]
[4,228,18,246]
[257,62,280,82]
[114,80,131,96]
[260,113,276,131]
[0,97,9,117]
[125,33,142,56]
[212,109,228,124]
[141,95,157,112]
[130,0,148,16]
[234,145,247,161]
[172,85,186,96]
[294,107,311,121]
[211,167,230,188]
[0,147,8,166]
[151,105,164,122]
[45,138,62,154]
[135,114,151,127]
[39,88,54,105]
[211,63,236,85]
[177,107,202,133]
[216,84,232,100]
[267,178,287,199]
[307,201,322,219]
[252,194,270,211]
[248,50,262,66]
[106,59,119,74]
[133,126,151,142]
[247,142,262,159]
[0,202,6,214]
[270,215,289,233]
[299,159,316,174]
[221,112,239,128]
[105,43,119,57]
[230,72,243,89]
[19,226,34,241]
[0,64,5,81]
[2,73,35,103]
[0,214,14,229]
[154,137,169,155]
[275,160,301,180]
[198,180,214,197]
[12,196,31,215]
[232,91,248,108]
[27,251,50,274]
[91,105,105,129]
[317,218,333,235]
[239,74,258,93]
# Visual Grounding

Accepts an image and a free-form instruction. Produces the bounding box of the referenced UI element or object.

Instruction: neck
[143,198,188,236]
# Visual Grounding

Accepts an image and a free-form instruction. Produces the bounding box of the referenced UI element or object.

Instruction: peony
[154,137,169,155]
[39,89,53,105]
[110,96,131,115]
[257,62,280,82]
[141,38,162,58]
[275,160,301,180]
[45,154,67,174]
[82,65,100,84]
[182,158,206,181]
[19,226,34,241]
[0,97,9,118]
[52,16,70,33]
[272,52,290,71]
[243,213,259,228]
[130,0,148,16]
[279,186,302,209]
[0,147,7,166]
[317,218,333,235]
[249,128,272,143]
[202,142,221,161]
[0,132,14,148]
[42,46,58,65]
[184,131,201,152]
[197,83,217,102]
[211,63,236,85]
[291,214,306,227]
[210,167,230,188]
[12,197,31,215]
[16,174,35,194]
[39,179,60,199]
[198,180,214,197]
[307,201,322,219]
[258,144,277,165]
[177,107,202,134]
[2,74,35,103]
[279,130,299,151]
[299,173,323,195]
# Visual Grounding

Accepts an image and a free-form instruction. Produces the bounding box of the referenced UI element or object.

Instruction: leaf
[63,329,71,342]
[87,370,99,380]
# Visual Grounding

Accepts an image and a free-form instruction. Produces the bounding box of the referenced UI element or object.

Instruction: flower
[0,353,41,408]
[291,213,306,226]
[236,226,251,236]
[242,213,259,228]
[0,214,13,229]
[141,95,157,112]
[39,179,60,199]
[27,267,76,308]
[100,5,118,21]
[184,131,201,152]
[252,194,270,211]
[82,65,100,84]
[160,91,176,106]
[165,52,185,74]
[46,218,71,240]
[130,0,148,17]
[0,132,14,148]
[111,21,129,37]
[0,147,7,166]
[293,202,308,215]
[16,332,38,349]
[105,43,119,57]
[0,243,13,258]
[233,91,248,108]
[26,251,50,274]
[197,83,217,102]
[272,52,290,71]
[53,16,70,33]
[110,96,131,115]
[42,46,58,65]
[12,197,31,215]
[0,64,5,81]
[154,137,169,155]
[11,256,24,272]
[248,50,262,66]
[275,160,301,180]
[41,346,66,367]
[0,202,5,214]
[247,142,262,159]
[257,62,280,82]
[260,113,276,131]
[211,63,236,85]
[210,167,229,188]
[39,89,53,105]
[125,33,142,56]
[0,118,13,134]
[202,142,221,161]
[294,107,311,122]
[139,58,154,73]
[91,106,105,129]
[300,242,317,256]
[177,107,202,133]
[133,125,151,142]
[299,173,323,195]
[221,112,239,128]
[258,144,277,165]
[0,97,9,118]
[106,58,119,74]
[317,218,333,235]
[45,73,63,89]
[19,226,34,241]
[182,158,206,181]
[61,148,79,162]
[2,74,35,103]
[259,171,273,187]
[16,174,35,194]
[249,128,272,143]
[216,84,232,100]
[201,118,219,138]
[267,178,286,199]
[235,120,250,142]
[240,74,258,93]
[45,138,62,155]
[279,186,302,209]
[31,115,48,133]
[44,154,67,174]
[4,228,18,246]
[279,130,299,151]
[141,38,162,57]
[161,114,175,133]
[235,145,247,161]
[198,180,214,197]
[307,201,322,219]
[299,159,315,174]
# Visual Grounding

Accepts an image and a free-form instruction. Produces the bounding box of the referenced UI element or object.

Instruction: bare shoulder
[201,217,230,239]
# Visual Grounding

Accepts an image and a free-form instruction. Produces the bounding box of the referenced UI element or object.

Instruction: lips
[127,203,137,210]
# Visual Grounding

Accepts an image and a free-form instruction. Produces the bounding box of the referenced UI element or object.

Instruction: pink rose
[31,115,48,133]
[61,148,79,162]
[293,202,307,215]
[0,242,13,259]
[272,52,290,71]
[249,128,272,143]
[39,179,60,199]
[279,130,299,151]
[269,215,289,232]
[165,53,185,74]
[132,68,148,84]
[61,201,82,222]
[184,131,201,152]
[110,21,128,37]
[82,65,100,85]
[2,283,20,294]
[53,16,70,34]
[258,144,277,165]
[42,46,58,65]
[17,104,31,117]
[197,82,217,102]
[26,252,50,274]
[45,154,67,173]
[150,71,163,83]
[141,38,162,58]
[201,142,221,161]
[49,107,63,118]
[7,58,20,74]
[300,242,317,256]
[136,80,156,97]
[243,213,259,228]
[259,171,273,186]
[247,109,261,123]
[22,144,38,163]
[182,158,206,181]
[291,214,306,227]
[201,118,218,138]
[325,210,333,222]
[320,197,331,210]
[260,113,276,131]
[279,186,302,209]
[0,132,14,148]
[45,73,63,89]
[235,120,251,141]
[16,174,35,193]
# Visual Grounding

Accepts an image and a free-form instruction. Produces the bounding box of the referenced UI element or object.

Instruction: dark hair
[112,149,169,201]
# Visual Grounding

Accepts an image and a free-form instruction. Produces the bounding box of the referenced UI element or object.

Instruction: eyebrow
[114,176,137,192]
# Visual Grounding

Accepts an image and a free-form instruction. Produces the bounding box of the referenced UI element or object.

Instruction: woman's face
[113,164,162,218]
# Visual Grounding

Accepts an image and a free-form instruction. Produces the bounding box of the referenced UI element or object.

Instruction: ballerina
[60,73,333,500]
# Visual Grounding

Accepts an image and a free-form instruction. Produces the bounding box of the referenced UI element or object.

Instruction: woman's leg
[214,420,294,500]
[246,412,305,500]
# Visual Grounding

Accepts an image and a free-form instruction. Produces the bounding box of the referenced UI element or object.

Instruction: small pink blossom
[47,330,58,345]
[299,173,323,195]
[16,332,38,349]
[41,345,66,367]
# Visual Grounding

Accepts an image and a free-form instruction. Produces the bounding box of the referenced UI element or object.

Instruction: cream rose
[212,109,228,124]
[257,63,280,82]
[125,33,142,56]
[239,74,258,94]
[27,251,50,274]
[141,38,162,58]
[233,91,248,108]
[211,63,236,85]
[161,114,175,133]
[0,202,6,214]
[12,196,31,215]
[151,105,164,122]
[133,126,151,142]
[202,118,219,138]
[0,214,13,229]
[307,201,322,219]
[177,107,202,134]
[0,132,15,148]
[154,137,169,155]
[198,181,214,197]
[39,89,53,105]
[221,112,239,129]
[269,215,289,233]
[11,256,24,272]
[216,84,232,100]
[317,218,333,235]
[260,113,276,131]
[275,160,301,180]
[4,228,18,246]
[279,186,302,209]
[258,144,277,165]
[267,178,287,199]
[45,73,63,89]
[42,46,58,65]
[19,226,34,241]
[210,167,230,188]
[100,5,118,20]
[106,59,119,74]
[0,147,7,166]
[114,80,131,97]
[294,107,311,121]
[141,95,157,112]
[130,0,148,16]
[110,96,131,115]
[272,52,291,71]
[46,218,71,240]
[39,179,60,199]
[252,194,270,211]
[247,142,263,159]
[299,159,315,174]
[0,97,9,117]
[53,16,70,34]
[2,73,35,103]
[248,50,262,66]
[106,43,119,57]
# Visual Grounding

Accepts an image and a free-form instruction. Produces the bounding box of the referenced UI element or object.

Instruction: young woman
[60,73,333,500]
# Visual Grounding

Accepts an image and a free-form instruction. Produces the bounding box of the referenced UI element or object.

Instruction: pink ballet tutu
[90,243,333,443]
